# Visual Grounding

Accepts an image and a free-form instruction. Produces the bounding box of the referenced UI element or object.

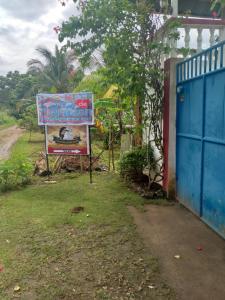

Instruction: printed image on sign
[36,93,94,125]
[47,125,89,155]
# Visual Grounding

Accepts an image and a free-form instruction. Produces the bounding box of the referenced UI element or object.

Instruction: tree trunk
[111,128,115,171]
[134,96,143,146]
[117,110,124,137]
[29,126,32,142]
[108,130,111,171]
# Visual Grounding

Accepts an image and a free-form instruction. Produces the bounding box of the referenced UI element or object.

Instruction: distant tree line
[0,45,85,135]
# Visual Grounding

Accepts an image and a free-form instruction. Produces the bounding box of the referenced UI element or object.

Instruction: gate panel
[177,79,204,136]
[202,142,225,236]
[177,137,202,214]
[202,71,225,236]
[205,72,225,140]
[176,41,225,239]
[177,78,204,214]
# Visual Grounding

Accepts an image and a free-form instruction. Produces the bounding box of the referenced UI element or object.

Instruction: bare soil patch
[129,204,225,300]
[0,126,24,160]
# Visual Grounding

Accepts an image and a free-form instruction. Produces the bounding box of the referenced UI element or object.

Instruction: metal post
[88,126,93,184]
[44,125,50,180]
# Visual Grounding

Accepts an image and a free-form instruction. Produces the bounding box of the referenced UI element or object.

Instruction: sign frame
[36,92,94,126]
[46,125,90,156]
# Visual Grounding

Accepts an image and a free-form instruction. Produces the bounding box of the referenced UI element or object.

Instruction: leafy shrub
[15,160,33,185]
[119,145,155,180]
[0,111,15,126]
[18,104,39,140]
[0,158,33,192]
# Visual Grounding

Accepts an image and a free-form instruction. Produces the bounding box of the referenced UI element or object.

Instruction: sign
[46,125,89,155]
[36,93,94,125]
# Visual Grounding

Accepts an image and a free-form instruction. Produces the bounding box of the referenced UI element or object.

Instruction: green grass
[0,131,45,192]
[0,112,16,130]
[0,173,175,300]
[9,131,44,163]
[0,131,175,299]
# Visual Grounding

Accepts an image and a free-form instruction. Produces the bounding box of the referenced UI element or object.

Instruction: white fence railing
[159,17,225,62]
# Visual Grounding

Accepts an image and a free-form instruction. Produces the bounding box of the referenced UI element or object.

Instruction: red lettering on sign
[76,99,90,108]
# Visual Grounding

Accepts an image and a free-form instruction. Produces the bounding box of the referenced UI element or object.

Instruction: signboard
[36,93,94,125]
[46,125,89,155]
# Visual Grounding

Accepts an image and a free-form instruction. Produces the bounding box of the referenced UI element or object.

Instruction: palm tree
[27,45,82,93]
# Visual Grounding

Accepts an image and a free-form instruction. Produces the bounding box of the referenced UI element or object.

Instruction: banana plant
[95,97,120,171]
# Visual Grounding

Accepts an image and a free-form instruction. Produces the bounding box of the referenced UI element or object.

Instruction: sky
[0,1,216,76]
[0,0,78,75]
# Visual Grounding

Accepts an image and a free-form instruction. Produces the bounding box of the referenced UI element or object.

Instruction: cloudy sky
[0,0,78,75]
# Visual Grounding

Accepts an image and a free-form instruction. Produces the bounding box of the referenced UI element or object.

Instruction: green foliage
[13,98,34,119]
[95,98,119,126]
[211,0,225,18]
[120,147,147,177]
[95,88,134,136]
[70,68,85,89]
[0,71,39,112]
[0,111,15,127]
[27,45,84,93]
[0,158,33,192]
[59,1,176,97]
[119,145,154,179]
[60,0,178,148]
[0,130,41,193]
[74,69,109,98]
[19,104,39,138]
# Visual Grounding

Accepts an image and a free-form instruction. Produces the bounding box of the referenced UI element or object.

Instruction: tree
[59,0,177,146]
[0,71,38,114]
[27,45,84,93]
[211,0,225,18]
[74,68,109,99]
[19,104,39,141]
[95,88,134,170]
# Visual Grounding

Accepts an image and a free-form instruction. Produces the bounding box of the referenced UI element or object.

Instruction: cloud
[0,0,56,21]
[0,0,78,75]
[0,24,21,45]
[0,25,15,36]
[0,55,7,64]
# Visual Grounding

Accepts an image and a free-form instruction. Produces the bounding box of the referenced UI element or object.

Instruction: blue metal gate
[176,41,225,239]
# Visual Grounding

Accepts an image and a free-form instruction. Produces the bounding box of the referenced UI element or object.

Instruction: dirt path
[0,125,24,160]
[129,204,225,300]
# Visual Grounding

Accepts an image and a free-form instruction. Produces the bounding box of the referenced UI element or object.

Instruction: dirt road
[129,204,225,300]
[0,125,24,160]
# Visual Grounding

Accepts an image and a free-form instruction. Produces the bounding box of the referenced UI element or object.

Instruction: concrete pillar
[163,58,182,199]
[171,0,178,16]
[184,27,190,49]
[219,27,225,42]
[197,28,203,52]
[209,28,215,46]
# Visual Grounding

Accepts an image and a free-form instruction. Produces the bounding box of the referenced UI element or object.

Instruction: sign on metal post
[36,92,94,183]
[46,125,89,155]
[36,92,94,125]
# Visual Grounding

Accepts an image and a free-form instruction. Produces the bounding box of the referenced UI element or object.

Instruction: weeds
[0,158,33,192]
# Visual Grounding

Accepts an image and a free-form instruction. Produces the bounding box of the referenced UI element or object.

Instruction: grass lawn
[9,131,45,162]
[0,132,175,300]
[0,113,16,131]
